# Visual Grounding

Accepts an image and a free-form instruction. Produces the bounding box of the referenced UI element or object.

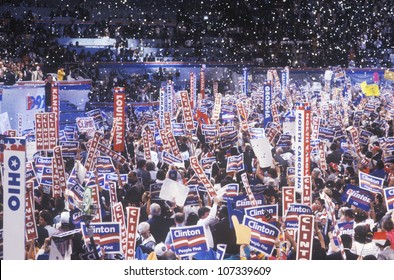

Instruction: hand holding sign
[231,215,251,245]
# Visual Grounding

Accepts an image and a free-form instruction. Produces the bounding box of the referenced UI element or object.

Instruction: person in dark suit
[44,74,53,112]
[326,234,359,260]
[212,205,240,256]
[147,203,174,243]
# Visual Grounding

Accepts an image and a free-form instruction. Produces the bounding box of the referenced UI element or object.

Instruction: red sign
[85,132,101,171]
[90,185,102,223]
[143,133,151,161]
[166,130,182,160]
[179,91,195,131]
[190,156,217,198]
[302,176,312,206]
[112,202,127,255]
[51,83,59,137]
[125,206,140,260]
[35,113,57,151]
[25,183,38,242]
[53,146,67,197]
[296,215,314,260]
[200,67,205,99]
[113,92,125,152]
[282,186,295,218]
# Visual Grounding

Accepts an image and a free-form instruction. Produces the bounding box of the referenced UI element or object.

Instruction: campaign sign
[170,225,208,256]
[249,128,265,139]
[3,137,26,259]
[150,183,163,201]
[227,194,264,228]
[277,134,292,148]
[383,186,394,211]
[226,153,244,173]
[35,156,52,181]
[336,221,355,237]
[296,215,314,260]
[80,222,122,254]
[162,150,183,166]
[318,127,335,143]
[342,184,374,211]
[105,173,127,189]
[244,204,278,222]
[172,123,185,136]
[243,215,280,256]
[59,141,79,158]
[201,124,218,136]
[64,126,78,141]
[41,167,53,186]
[184,185,199,206]
[95,156,115,174]
[284,203,313,229]
[232,194,264,211]
[200,157,216,170]
[359,171,384,194]
[217,183,239,201]
[69,183,85,201]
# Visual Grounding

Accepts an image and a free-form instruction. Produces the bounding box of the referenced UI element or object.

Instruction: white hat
[60,211,70,224]
[154,242,168,257]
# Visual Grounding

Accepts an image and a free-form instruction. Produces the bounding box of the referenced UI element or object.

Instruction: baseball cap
[154,243,168,257]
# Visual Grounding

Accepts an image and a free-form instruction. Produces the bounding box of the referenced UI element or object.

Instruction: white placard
[250,137,273,168]
[159,178,189,206]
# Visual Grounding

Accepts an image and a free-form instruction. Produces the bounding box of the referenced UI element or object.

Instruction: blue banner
[170,225,208,256]
[341,184,374,211]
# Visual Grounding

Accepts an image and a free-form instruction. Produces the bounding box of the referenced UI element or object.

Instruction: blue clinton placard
[80,222,122,254]
[243,216,280,256]
[342,184,374,211]
[170,225,207,256]
[284,203,313,229]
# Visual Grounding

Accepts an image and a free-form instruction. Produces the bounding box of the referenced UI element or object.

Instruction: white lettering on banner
[247,220,275,236]
[360,173,381,185]
[288,205,310,213]
[302,176,312,206]
[235,199,263,207]
[90,225,116,234]
[346,189,370,202]
[114,93,125,151]
[180,91,194,131]
[297,215,314,260]
[7,156,22,210]
[173,228,202,237]
[248,208,274,217]
[190,156,217,198]
[125,207,140,260]
[264,84,271,119]
[388,189,394,195]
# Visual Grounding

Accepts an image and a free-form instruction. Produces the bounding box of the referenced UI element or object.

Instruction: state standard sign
[3,137,26,259]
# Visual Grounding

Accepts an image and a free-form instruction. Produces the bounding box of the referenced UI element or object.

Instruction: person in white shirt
[196,197,219,248]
